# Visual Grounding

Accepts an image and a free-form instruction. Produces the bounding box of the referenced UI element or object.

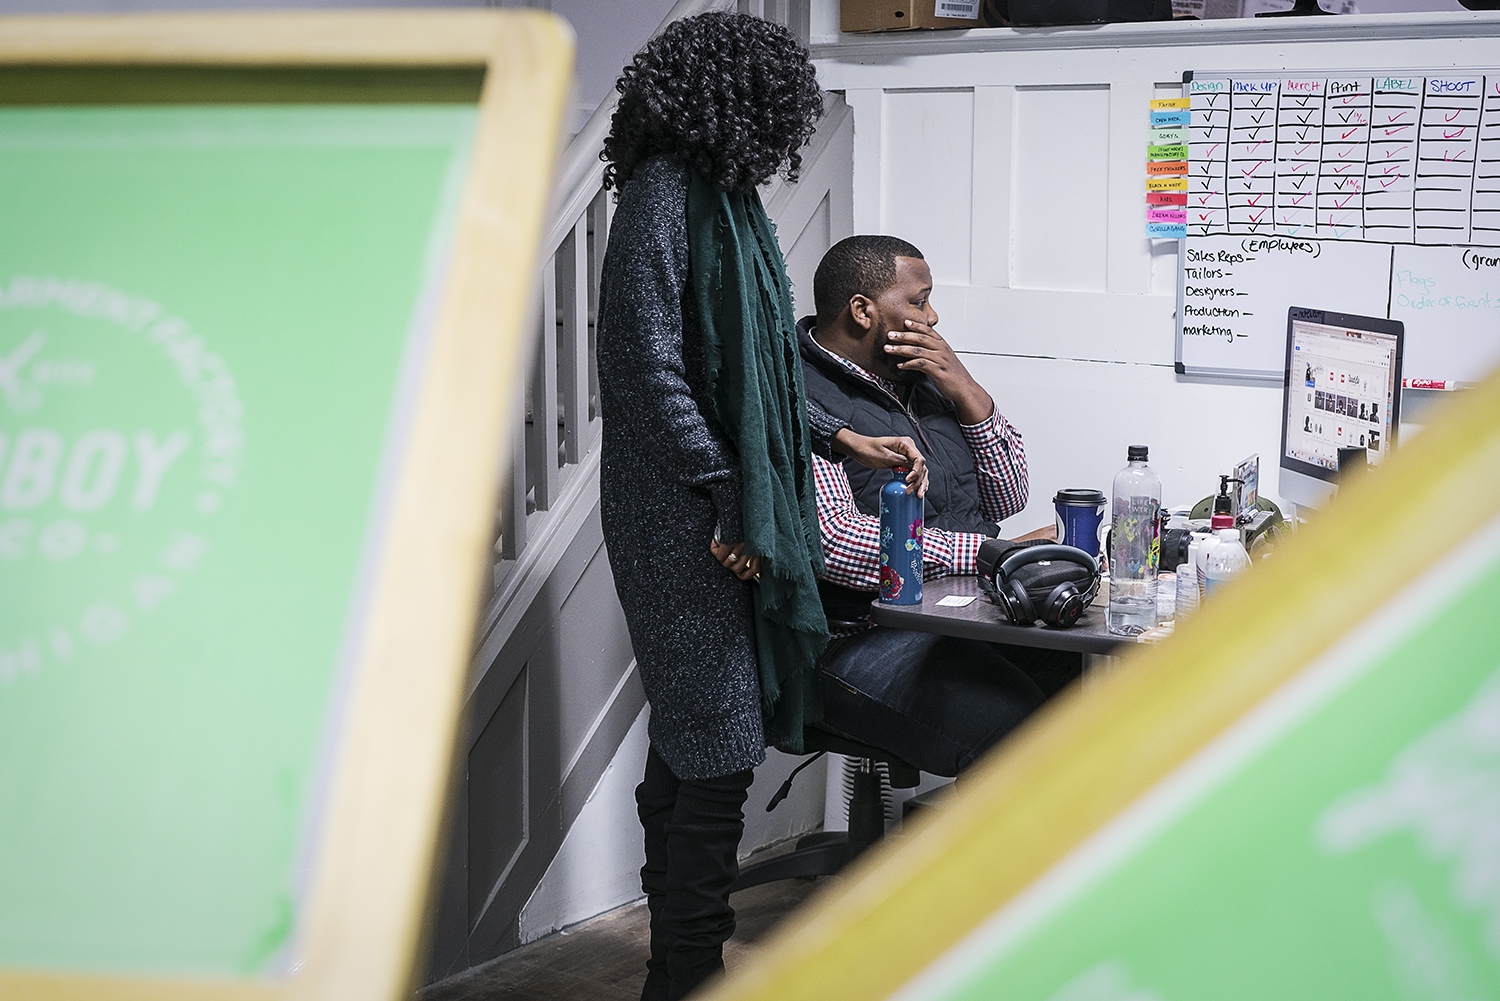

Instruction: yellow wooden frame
[703,370,1500,1001]
[0,12,572,1001]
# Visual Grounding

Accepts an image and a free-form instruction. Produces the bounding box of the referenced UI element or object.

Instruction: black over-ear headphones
[984,544,1101,628]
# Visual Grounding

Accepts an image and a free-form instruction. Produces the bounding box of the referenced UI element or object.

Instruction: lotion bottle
[1203,527,1251,597]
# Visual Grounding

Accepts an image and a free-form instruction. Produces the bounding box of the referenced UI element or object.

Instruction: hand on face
[860,256,936,386]
[883,319,991,422]
[883,316,965,385]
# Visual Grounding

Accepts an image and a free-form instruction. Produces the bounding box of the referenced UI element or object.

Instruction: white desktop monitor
[1279,306,1404,511]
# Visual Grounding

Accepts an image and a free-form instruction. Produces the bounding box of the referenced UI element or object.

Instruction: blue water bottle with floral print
[879,468,923,605]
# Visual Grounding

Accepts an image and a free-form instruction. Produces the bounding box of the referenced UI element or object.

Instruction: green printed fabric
[0,106,474,977]
[932,542,1500,1001]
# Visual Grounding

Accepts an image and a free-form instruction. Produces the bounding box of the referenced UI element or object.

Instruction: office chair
[730,723,921,893]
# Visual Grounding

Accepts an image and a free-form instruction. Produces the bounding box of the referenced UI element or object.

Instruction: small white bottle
[1176,530,1212,619]
[1203,527,1250,597]
[1195,525,1224,603]
[1157,572,1177,623]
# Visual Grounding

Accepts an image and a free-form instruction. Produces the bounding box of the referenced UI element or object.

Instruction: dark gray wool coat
[596,154,844,781]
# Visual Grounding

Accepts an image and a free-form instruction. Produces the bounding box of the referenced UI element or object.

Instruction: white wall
[813,15,1500,529]
[519,706,651,945]
[550,0,680,129]
[743,745,832,854]
[807,0,1465,39]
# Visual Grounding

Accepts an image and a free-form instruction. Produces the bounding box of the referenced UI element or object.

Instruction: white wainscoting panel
[972,85,1015,289]
[932,283,1176,364]
[1012,85,1111,294]
[881,88,975,285]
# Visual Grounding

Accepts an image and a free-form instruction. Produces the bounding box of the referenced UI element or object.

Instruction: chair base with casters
[730,726,921,894]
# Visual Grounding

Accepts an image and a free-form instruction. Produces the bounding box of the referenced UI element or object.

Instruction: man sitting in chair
[801,235,1075,777]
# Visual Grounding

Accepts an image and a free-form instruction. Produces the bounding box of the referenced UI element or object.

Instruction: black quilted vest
[799,318,998,622]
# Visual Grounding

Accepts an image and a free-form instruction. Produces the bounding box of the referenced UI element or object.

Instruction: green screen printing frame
[0,12,571,1001]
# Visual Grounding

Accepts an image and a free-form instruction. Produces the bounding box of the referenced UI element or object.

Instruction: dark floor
[421,843,826,1001]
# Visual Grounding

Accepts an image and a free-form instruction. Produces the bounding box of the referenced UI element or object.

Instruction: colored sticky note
[1144,96,1193,242]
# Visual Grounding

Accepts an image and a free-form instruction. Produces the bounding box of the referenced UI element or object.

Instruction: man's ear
[847,294,877,333]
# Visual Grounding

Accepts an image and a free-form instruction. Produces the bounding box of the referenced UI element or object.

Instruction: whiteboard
[1176,71,1500,382]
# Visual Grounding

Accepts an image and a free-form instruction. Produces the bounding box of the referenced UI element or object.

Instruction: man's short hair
[813,235,925,328]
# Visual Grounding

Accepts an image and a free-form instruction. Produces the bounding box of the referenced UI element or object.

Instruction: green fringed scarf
[686,169,830,753]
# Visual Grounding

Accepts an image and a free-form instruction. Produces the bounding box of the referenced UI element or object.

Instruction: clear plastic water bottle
[1107,445,1162,636]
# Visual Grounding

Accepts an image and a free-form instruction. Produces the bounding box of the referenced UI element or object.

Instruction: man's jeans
[819,627,1076,776]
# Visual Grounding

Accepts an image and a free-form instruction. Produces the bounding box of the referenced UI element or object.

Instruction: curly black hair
[601,12,823,195]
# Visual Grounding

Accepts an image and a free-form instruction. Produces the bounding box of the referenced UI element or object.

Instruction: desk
[868,575,1125,658]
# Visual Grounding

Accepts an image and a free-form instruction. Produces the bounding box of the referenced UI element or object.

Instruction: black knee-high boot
[662,764,753,998]
[635,745,753,1001]
[637,747,679,1001]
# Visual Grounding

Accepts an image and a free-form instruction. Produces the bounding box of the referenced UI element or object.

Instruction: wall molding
[813,10,1500,57]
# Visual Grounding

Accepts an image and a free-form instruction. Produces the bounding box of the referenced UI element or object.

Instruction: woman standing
[595,13,919,1000]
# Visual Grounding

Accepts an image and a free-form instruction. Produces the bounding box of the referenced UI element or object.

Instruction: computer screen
[1280,307,1403,511]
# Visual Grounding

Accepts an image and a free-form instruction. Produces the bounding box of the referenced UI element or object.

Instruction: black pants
[635,745,754,1001]
[819,627,1080,777]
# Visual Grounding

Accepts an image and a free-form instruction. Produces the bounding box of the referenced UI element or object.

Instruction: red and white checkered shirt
[809,343,1028,594]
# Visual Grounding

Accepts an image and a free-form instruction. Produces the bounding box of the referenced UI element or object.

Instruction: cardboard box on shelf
[840,0,1007,31]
